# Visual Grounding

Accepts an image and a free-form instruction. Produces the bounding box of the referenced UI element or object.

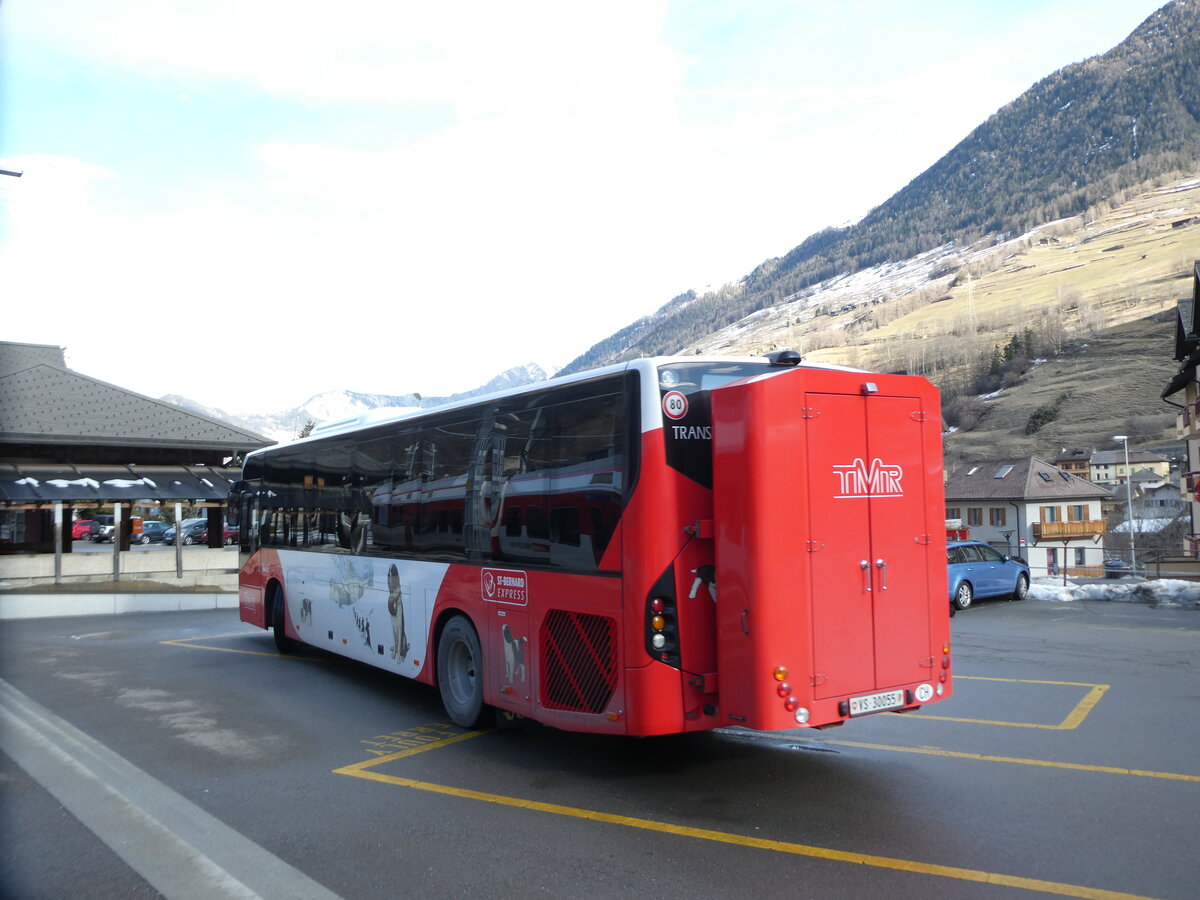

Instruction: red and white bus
[230,353,952,735]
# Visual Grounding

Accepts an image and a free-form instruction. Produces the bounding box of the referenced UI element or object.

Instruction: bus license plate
[848,689,905,717]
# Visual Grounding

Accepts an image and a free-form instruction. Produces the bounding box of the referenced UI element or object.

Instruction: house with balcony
[1053,447,1094,477]
[1163,260,1200,556]
[944,457,1110,577]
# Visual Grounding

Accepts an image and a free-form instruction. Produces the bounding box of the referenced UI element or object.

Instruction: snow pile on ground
[1029,578,1200,608]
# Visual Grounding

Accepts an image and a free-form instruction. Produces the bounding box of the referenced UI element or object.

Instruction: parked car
[88,515,115,542]
[135,520,170,544]
[164,519,208,545]
[223,523,239,545]
[71,519,93,539]
[947,540,1030,611]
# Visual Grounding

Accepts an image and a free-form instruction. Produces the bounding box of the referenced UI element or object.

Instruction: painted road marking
[160,631,344,662]
[333,730,1160,900]
[0,678,341,900]
[815,738,1200,783]
[903,675,1110,729]
[164,636,1193,783]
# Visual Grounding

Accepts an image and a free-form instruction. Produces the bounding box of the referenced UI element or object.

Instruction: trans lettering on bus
[231,354,952,735]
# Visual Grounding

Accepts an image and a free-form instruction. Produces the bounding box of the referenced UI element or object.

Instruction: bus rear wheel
[438,616,486,729]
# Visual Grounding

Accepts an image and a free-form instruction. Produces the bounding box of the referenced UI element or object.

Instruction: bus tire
[438,615,486,729]
[271,586,295,654]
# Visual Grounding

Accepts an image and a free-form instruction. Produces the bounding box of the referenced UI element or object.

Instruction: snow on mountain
[161,363,555,445]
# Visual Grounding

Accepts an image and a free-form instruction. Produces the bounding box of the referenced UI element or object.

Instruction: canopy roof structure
[0,463,238,506]
[0,342,271,503]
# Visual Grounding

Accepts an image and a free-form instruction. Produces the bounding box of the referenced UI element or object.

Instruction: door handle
[860,560,872,592]
[875,558,888,590]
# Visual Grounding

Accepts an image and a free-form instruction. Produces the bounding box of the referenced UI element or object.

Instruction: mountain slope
[164,363,552,442]
[560,0,1200,375]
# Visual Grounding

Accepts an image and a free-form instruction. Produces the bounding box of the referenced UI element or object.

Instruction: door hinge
[919,656,935,668]
[913,533,932,545]
[810,673,830,686]
[801,407,821,419]
[806,540,825,552]
[910,411,927,422]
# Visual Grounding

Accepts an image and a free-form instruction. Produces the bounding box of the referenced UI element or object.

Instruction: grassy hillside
[561,1,1200,378]
[684,176,1200,462]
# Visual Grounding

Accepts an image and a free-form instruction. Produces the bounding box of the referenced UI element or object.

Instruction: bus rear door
[711,367,947,730]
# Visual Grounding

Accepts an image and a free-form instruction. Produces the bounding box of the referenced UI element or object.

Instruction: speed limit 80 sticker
[662,390,689,420]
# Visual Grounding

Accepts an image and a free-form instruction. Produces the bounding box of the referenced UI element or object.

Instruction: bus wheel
[438,616,486,729]
[271,587,295,654]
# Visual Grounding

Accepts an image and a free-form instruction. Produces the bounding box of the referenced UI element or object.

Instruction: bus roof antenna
[765,350,802,367]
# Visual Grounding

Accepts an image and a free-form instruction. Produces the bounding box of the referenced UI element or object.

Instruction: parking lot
[1,596,1197,899]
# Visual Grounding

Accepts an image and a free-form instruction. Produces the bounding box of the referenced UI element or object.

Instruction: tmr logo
[832,458,904,499]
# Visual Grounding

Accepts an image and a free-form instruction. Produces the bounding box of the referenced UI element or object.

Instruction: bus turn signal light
[773,666,789,682]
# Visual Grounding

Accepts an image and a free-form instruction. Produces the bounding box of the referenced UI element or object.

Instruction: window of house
[967,508,983,526]
[946,507,960,520]
[1068,505,1086,522]
[1041,506,1060,522]
[989,507,1007,526]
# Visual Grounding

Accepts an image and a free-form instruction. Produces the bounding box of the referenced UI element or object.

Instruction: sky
[0,0,1172,414]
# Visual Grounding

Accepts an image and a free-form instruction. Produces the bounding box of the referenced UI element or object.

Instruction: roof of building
[1089,449,1168,466]
[0,341,271,466]
[1165,260,1200,397]
[945,457,1111,502]
[1054,447,1094,463]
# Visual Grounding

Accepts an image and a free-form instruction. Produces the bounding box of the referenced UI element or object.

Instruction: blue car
[947,540,1030,611]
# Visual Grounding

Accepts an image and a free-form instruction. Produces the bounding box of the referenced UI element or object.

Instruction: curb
[0,592,239,620]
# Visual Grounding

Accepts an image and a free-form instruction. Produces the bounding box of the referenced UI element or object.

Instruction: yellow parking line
[334,740,1156,900]
[818,739,1200,783]
[903,676,1110,729]
[159,632,340,662]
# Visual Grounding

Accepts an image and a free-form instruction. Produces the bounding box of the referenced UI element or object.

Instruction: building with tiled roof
[1162,259,1200,556]
[944,457,1111,578]
[1088,448,1171,486]
[0,341,272,553]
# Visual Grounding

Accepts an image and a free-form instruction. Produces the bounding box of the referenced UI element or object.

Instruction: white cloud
[0,0,1171,412]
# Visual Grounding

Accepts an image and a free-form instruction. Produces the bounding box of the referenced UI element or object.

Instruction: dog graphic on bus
[388,564,410,662]
[501,623,526,684]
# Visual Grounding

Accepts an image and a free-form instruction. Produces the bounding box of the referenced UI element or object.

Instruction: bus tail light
[646,595,678,665]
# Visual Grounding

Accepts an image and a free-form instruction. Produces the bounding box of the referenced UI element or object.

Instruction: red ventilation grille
[539,610,617,713]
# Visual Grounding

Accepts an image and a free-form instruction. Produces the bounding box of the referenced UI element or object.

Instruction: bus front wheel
[271,587,295,654]
[438,616,486,729]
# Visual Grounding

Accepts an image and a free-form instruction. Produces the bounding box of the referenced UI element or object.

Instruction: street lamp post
[1113,435,1136,571]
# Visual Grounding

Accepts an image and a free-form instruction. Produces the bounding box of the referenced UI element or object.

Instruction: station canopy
[0,463,239,505]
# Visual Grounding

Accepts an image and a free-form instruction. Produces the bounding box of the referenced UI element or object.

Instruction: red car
[72,519,93,539]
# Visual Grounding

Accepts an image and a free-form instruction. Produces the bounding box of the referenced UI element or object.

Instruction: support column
[175,502,184,578]
[53,503,63,584]
[112,503,122,582]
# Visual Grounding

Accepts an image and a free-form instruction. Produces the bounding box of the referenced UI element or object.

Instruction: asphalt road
[1,597,1196,899]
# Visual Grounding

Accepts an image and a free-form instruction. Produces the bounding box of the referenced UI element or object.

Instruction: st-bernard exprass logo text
[832,458,904,498]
